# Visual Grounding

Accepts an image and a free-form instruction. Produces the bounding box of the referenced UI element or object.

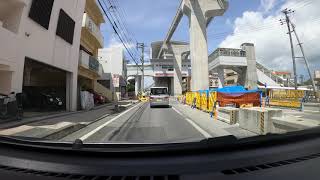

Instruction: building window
[56,9,75,44]
[29,0,54,29]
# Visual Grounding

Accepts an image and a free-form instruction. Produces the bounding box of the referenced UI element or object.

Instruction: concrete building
[98,47,128,101]
[0,0,86,111]
[77,0,105,107]
[151,41,191,96]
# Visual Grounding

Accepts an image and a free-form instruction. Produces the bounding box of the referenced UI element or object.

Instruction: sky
[101,0,320,84]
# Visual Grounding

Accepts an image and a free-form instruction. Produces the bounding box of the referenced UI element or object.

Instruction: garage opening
[23,58,67,113]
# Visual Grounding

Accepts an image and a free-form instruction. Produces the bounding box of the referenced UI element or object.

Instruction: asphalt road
[84,103,206,143]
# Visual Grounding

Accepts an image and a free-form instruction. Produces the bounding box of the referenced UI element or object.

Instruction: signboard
[112,74,120,88]
[154,72,189,77]
[269,89,305,99]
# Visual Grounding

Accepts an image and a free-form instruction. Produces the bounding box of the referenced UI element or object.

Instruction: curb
[55,102,138,141]
[0,103,117,130]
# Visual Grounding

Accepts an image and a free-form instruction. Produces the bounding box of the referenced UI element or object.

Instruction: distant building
[98,47,127,100]
[272,71,291,80]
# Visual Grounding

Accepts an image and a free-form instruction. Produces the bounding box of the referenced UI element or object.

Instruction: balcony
[82,13,104,48]
[79,50,101,75]
[209,48,247,70]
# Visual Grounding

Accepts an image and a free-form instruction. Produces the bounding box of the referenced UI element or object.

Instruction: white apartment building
[98,47,127,100]
[0,0,86,111]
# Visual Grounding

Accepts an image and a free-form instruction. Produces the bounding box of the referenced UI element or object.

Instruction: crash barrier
[269,89,304,108]
[216,86,261,108]
[217,107,239,125]
[239,107,283,135]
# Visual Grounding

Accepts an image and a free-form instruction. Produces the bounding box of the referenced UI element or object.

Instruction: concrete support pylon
[135,75,141,95]
[217,68,225,88]
[241,43,258,90]
[170,44,189,96]
[182,0,228,91]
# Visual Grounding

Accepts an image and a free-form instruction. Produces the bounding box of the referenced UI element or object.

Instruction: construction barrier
[269,89,304,108]
[208,91,217,112]
[200,90,209,112]
[186,92,193,105]
[196,92,201,109]
[269,99,301,108]
[269,89,304,99]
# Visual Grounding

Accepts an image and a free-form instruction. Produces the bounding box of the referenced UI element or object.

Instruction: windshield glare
[0,0,319,146]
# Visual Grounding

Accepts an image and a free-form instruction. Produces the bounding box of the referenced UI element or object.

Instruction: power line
[105,0,141,58]
[101,0,139,59]
[98,0,142,71]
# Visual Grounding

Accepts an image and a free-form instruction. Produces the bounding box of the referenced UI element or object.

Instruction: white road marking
[36,122,74,129]
[172,107,212,138]
[0,125,34,136]
[80,103,141,141]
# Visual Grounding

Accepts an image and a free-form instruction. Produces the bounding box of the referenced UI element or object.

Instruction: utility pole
[290,21,317,93]
[137,42,145,92]
[281,9,298,89]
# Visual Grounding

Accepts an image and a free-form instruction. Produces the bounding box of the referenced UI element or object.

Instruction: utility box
[239,107,283,135]
[217,107,239,125]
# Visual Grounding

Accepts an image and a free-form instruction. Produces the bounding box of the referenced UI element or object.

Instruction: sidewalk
[0,101,135,130]
[171,101,256,139]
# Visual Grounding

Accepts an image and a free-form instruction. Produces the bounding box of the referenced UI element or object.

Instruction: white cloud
[219,0,320,76]
[259,0,278,12]
[106,35,135,50]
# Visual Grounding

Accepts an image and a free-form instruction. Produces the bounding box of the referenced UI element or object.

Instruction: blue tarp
[216,86,259,94]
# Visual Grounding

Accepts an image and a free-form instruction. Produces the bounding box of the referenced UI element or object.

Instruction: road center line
[172,107,212,138]
[80,103,142,141]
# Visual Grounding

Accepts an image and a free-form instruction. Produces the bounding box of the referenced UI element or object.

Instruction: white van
[149,87,170,108]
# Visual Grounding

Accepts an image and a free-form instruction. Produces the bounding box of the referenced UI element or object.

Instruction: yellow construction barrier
[270,89,304,99]
[195,92,201,109]
[269,99,301,108]
[200,91,209,112]
[186,92,193,105]
[208,91,217,112]
[139,95,149,102]
[269,89,304,108]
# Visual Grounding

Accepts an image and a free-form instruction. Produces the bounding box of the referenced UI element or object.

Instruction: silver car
[149,87,170,108]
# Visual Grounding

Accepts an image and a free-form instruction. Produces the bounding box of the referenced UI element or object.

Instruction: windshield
[0,0,319,147]
[151,88,168,95]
